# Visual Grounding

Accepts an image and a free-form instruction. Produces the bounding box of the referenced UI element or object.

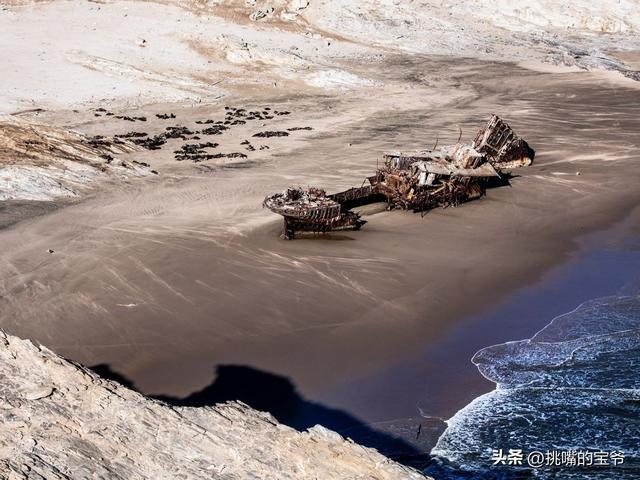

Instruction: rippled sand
[1,57,640,456]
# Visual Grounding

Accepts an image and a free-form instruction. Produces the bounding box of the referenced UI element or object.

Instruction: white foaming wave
[473,294,640,388]
[432,387,640,466]
[429,290,640,477]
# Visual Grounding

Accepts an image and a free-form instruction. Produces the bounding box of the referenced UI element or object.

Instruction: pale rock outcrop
[0,329,428,479]
[0,116,149,201]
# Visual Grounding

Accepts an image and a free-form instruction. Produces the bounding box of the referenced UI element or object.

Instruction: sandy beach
[2,0,640,468]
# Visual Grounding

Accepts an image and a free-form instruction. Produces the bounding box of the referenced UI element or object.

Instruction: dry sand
[2,0,640,458]
[3,60,640,396]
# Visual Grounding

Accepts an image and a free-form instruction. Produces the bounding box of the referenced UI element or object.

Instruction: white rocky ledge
[0,329,428,479]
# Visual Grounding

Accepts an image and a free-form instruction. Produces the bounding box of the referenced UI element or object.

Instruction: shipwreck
[263,115,534,239]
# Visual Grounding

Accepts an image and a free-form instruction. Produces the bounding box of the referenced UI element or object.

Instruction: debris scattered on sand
[115,132,148,139]
[94,106,307,166]
[174,142,220,162]
[173,140,246,163]
[226,152,249,159]
[253,131,289,138]
[200,125,228,135]
[135,135,167,150]
[115,115,147,122]
[241,140,256,151]
[264,115,534,239]
[165,126,195,139]
[132,160,151,168]
[93,108,114,117]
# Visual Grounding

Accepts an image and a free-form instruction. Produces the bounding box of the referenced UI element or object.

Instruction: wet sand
[2,57,640,456]
[325,205,640,453]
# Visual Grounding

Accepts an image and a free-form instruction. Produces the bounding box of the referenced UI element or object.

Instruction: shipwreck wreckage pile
[264,115,534,239]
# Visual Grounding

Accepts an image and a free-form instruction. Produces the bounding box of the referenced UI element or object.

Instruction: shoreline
[428,208,640,477]
[412,204,640,452]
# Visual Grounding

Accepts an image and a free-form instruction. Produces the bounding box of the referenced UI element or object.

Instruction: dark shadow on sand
[90,363,430,469]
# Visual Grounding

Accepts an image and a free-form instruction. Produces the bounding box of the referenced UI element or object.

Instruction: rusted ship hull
[262,187,366,239]
[373,174,486,213]
[263,115,533,239]
[282,212,365,239]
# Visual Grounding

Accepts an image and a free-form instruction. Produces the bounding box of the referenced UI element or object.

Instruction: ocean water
[427,285,640,479]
